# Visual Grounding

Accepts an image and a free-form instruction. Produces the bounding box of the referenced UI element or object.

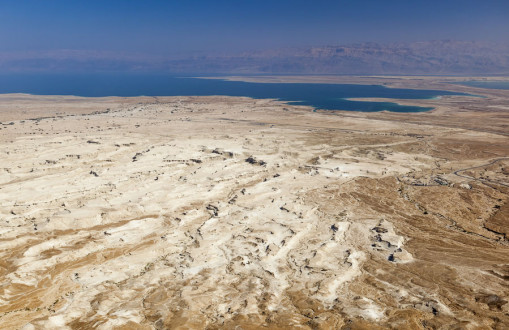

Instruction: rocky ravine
[0,93,508,329]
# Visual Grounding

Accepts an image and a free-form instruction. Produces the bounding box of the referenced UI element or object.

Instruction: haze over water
[456,81,509,90]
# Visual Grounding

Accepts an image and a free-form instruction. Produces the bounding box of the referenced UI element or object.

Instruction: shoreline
[0,74,496,114]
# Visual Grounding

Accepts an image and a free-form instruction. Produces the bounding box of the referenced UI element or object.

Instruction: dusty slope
[0,86,508,329]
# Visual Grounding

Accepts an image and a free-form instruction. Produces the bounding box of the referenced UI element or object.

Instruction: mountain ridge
[1,40,508,75]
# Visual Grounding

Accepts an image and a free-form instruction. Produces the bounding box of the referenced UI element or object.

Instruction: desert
[0,76,508,329]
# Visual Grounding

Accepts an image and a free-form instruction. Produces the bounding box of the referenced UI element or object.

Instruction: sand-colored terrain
[0,78,508,329]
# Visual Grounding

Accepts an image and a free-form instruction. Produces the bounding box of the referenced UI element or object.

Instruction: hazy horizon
[2,1,509,53]
[1,1,508,74]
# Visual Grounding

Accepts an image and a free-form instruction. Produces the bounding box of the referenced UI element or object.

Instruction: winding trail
[453,157,509,188]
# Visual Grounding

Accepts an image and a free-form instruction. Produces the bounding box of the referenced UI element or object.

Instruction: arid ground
[0,76,508,329]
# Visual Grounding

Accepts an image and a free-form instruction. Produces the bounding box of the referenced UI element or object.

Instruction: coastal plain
[0,77,508,329]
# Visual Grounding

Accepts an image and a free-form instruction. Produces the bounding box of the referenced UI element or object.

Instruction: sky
[0,0,508,57]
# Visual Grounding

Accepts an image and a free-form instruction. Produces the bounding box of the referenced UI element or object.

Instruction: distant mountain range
[1,40,509,75]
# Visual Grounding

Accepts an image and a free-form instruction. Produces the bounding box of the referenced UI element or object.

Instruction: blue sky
[0,0,508,56]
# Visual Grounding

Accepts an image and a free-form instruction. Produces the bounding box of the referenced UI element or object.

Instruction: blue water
[0,73,467,112]
[454,81,509,90]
